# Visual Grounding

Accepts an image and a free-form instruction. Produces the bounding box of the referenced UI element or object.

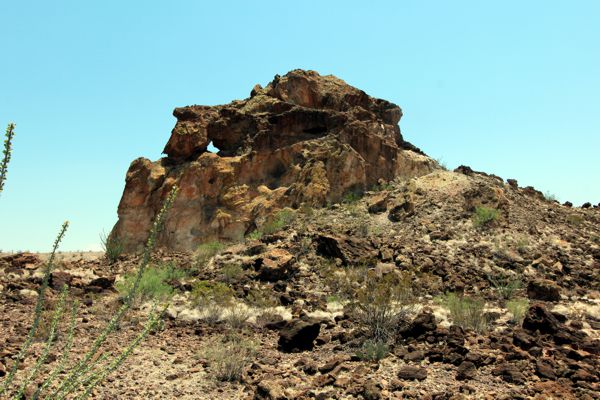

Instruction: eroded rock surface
[112,70,435,252]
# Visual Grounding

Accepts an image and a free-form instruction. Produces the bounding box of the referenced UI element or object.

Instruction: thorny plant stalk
[0,122,16,196]
[15,286,69,399]
[0,185,179,399]
[33,301,79,400]
[75,305,167,400]
[0,221,69,395]
[50,185,179,399]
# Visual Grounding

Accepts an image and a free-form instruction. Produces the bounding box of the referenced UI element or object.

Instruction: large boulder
[111,70,436,252]
[278,318,321,352]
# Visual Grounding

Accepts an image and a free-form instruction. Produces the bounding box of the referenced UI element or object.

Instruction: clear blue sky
[1,1,598,251]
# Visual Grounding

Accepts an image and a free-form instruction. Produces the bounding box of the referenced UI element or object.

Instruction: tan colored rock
[112,70,437,252]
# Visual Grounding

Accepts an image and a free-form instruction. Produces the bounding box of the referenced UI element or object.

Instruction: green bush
[488,273,523,300]
[356,339,389,362]
[349,270,414,343]
[195,241,226,268]
[507,298,529,324]
[262,208,296,235]
[203,335,257,382]
[472,206,499,228]
[221,263,245,283]
[116,262,186,302]
[100,231,124,264]
[342,191,362,204]
[191,281,235,307]
[438,292,489,333]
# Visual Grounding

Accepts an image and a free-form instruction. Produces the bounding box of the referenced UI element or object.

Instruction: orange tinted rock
[112,70,436,252]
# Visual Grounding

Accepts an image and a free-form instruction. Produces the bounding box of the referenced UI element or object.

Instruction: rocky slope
[1,168,599,399]
[1,71,599,399]
[111,70,435,252]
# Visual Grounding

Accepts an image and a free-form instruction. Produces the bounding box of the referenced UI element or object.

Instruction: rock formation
[112,69,435,252]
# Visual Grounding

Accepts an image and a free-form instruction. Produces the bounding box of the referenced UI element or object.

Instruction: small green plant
[116,261,186,302]
[342,191,362,204]
[100,230,124,264]
[0,122,16,196]
[262,208,296,235]
[246,229,263,240]
[192,281,235,323]
[203,335,257,382]
[507,298,529,324]
[245,287,278,309]
[356,339,389,362]
[488,273,523,300]
[224,304,251,329]
[472,206,499,228]
[349,270,414,343]
[191,280,235,306]
[437,292,488,333]
[221,263,245,283]
[435,157,448,171]
[195,240,226,268]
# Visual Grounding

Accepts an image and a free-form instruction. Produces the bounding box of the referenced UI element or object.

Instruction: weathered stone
[254,248,295,282]
[456,361,477,380]
[112,70,436,252]
[314,234,375,266]
[492,363,525,384]
[523,304,562,335]
[278,318,321,352]
[397,309,437,339]
[397,365,427,381]
[527,279,561,302]
[367,192,389,214]
[255,380,287,400]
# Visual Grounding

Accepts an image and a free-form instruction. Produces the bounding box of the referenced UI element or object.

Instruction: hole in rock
[207,141,221,154]
[303,126,327,135]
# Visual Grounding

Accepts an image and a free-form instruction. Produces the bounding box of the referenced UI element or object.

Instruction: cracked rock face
[112,69,436,252]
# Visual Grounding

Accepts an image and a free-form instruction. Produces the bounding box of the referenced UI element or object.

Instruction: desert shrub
[224,304,251,329]
[192,281,235,306]
[100,231,124,264]
[195,241,226,268]
[438,292,488,333]
[246,230,263,240]
[342,191,362,204]
[262,208,296,235]
[245,287,278,309]
[0,122,16,196]
[203,335,257,382]
[488,273,523,300]
[356,339,389,362]
[348,270,414,343]
[221,263,245,283]
[472,206,499,228]
[116,261,186,302]
[192,281,235,324]
[507,298,529,324]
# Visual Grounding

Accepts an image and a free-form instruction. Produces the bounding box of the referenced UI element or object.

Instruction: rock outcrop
[112,70,436,252]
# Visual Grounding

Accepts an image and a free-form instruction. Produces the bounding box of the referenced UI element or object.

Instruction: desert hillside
[1,71,599,399]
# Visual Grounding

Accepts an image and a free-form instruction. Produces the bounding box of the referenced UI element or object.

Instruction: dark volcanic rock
[527,279,561,302]
[278,318,321,352]
[522,304,562,335]
[397,365,428,381]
